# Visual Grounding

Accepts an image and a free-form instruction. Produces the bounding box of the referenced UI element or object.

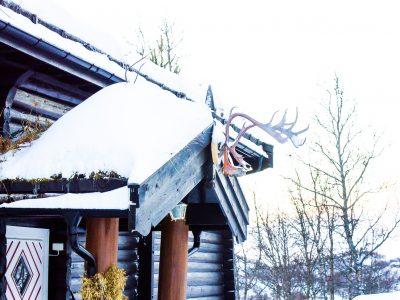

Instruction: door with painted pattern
[5,226,49,300]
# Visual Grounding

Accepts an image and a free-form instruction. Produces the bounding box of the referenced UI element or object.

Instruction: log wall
[69,229,235,300]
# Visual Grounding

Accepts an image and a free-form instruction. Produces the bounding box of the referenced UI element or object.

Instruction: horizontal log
[153,239,224,253]
[153,251,223,264]
[29,72,92,99]
[20,81,84,106]
[153,231,224,244]
[13,97,61,120]
[10,108,53,126]
[71,260,138,277]
[71,249,137,263]
[117,250,139,262]
[76,231,140,250]
[14,88,71,118]
[154,272,224,287]
[186,285,224,298]
[187,296,224,300]
[153,290,225,300]
[153,286,224,299]
[154,261,222,273]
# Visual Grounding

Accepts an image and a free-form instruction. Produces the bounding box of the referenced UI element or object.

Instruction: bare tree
[235,242,264,300]
[289,167,340,300]
[137,21,182,74]
[324,200,338,300]
[235,194,269,299]
[289,76,400,298]
[290,170,326,299]
[235,77,399,299]
[254,205,298,299]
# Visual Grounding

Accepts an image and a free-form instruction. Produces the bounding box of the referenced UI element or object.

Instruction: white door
[5,226,49,300]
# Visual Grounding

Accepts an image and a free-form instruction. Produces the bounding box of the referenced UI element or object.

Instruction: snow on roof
[0,2,273,160]
[0,2,207,102]
[0,187,129,210]
[353,292,400,300]
[0,80,213,184]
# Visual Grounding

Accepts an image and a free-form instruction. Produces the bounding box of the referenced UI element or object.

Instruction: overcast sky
[16,0,400,254]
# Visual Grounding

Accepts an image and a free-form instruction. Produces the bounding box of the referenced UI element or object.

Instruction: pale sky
[15,0,400,255]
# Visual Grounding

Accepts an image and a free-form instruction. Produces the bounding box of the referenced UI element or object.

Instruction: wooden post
[86,218,119,273]
[158,218,189,300]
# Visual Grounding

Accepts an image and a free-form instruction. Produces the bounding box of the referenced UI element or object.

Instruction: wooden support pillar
[158,218,189,300]
[86,218,119,273]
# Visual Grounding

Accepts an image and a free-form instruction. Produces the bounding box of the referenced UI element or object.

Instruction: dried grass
[0,116,51,154]
[80,265,127,300]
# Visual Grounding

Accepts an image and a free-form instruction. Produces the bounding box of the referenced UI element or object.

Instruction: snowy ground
[354,291,400,300]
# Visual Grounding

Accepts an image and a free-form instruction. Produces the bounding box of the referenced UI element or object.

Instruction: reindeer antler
[221,109,308,176]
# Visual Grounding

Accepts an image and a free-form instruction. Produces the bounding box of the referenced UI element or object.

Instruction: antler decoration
[221,109,308,176]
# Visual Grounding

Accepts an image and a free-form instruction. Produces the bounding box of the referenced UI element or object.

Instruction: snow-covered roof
[0,1,272,161]
[0,1,264,240]
[0,1,206,102]
[0,80,213,184]
[0,187,129,210]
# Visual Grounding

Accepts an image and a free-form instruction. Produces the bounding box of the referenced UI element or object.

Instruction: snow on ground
[354,291,400,300]
[0,187,130,210]
[0,80,213,184]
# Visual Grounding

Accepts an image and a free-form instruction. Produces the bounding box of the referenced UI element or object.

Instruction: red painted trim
[26,244,41,300]
[6,282,16,300]
[6,240,14,255]
[34,285,42,300]
[6,241,20,269]
[32,242,42,264]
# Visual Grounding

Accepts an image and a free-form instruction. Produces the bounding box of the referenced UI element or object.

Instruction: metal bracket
[188,230,202,257]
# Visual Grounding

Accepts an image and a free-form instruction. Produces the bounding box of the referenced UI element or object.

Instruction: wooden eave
[0,125,264,242]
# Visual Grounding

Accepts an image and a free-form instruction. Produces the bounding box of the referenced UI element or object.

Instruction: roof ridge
[0,0,193,101]
[0,1,273,152]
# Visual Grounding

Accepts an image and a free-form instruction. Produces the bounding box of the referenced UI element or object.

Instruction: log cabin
[0,2,274,299]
